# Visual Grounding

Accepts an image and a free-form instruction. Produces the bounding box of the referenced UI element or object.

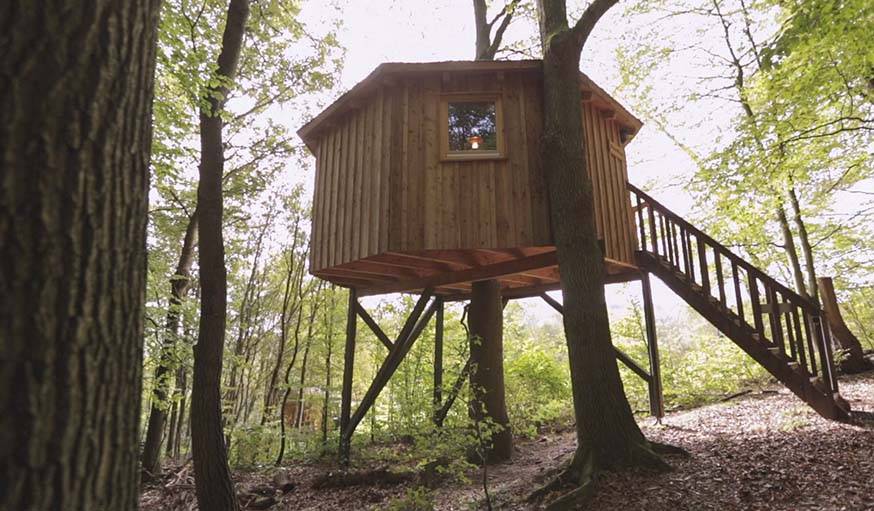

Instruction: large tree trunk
[142,210,199,481]
[535,0,666,488]
[190,1,250,510]
[468,280,513,463]
[0,1,160,508]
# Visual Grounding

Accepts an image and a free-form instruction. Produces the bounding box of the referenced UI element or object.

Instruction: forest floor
[140,370,874,511]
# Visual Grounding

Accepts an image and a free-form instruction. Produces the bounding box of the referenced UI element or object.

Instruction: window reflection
[448,101,497,152]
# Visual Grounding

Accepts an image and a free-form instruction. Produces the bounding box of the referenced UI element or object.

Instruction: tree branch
[571,0,619,47]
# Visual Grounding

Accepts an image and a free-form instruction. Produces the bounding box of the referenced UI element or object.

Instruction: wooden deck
[312,246,641,298]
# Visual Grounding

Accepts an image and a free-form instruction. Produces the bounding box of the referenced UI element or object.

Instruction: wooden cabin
[298,60,643,298]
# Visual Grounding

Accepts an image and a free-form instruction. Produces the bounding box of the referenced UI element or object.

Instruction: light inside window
[448,101,497,152]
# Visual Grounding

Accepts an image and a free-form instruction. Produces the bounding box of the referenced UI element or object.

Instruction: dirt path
[140,371,874,510]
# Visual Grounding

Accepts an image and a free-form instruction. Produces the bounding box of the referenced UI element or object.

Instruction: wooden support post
[433,298,444,425]
[339,288,358,465]
[468,279,512,463]
[342,290,435,445]
[641,273,665,418]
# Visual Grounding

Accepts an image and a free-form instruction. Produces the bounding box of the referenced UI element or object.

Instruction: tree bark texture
[142,210,199,481]
[190,0,250,510]
[536,0,661,473]
[0,1,160,509]
[818,277,871,373]
[468,280,513,463]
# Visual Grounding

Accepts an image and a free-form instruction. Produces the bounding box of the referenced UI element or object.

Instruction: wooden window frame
[439,93,506,161]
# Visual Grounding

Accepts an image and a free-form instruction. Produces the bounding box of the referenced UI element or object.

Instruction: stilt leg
[339,288,357,464]
[641,273,664,419]
[433,298,444,425]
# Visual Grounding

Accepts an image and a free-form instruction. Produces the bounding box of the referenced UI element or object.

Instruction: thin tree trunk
[172,366,189,458]
[142,210,199,481]
[295,326,315,430]
[275,285,309,465]
[0,1,160,508]
[788,186,819,303]
[262,225,304,424]
[190,1,249,509]
[535,0,666,488]
[321,292,336,451]
[776,203,808,298]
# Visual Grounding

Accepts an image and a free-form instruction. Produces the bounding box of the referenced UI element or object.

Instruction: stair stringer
[638,251,849,421]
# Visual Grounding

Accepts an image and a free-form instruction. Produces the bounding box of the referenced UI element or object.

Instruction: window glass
[447,101,498,152]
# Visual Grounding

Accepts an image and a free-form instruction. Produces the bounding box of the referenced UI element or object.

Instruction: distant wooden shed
[298,60,643,298]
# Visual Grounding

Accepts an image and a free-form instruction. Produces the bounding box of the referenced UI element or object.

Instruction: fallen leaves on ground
[139,371,874,510]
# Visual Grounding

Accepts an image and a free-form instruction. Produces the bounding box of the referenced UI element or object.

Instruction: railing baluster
[697,235,710,296]
[801,309,818,377]
[813,314,839,393]
[782,293,797,361]
[731,260,744,324]
[659,214,668,260]
[635,195,646,251]
[791,307,807,374]
[681,226,692,278]
[748,271,765,338]
[766,285,785,355]
[647,201,658,256]
[714,248,726,307]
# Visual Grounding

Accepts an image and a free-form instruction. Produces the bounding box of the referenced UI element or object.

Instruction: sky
[288,0,730,326]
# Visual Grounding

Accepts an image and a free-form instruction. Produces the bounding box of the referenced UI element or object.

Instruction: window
[440,95,504,160]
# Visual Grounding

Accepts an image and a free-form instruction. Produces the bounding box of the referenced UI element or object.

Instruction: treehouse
[298,60,642,298]
[298,60,850,463]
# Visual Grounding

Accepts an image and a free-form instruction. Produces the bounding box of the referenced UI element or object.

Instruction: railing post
[812,313,839,393]
[339,287,358,465]
[641,272,664,418]
[748,272,766,337]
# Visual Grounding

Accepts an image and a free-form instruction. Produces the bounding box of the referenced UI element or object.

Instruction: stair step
[809,376,827,393]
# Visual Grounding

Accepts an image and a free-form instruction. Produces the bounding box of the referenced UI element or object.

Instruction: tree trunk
[0,1,160,508]
[469,0,515,463]
[818,277,872,373]
[535,0,665,481]
[788,186,819,304]
[468,280,513,463]
[142,210,199,481]
[776,203,808,298]
[190,1,249,510]
[321,293,336,452]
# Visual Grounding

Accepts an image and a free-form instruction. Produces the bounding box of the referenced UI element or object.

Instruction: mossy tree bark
[190,0,250,509]
[0,1,160,508]
[534,0,668,498]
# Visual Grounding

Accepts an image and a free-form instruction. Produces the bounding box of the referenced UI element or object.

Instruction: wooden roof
[297,60,643,151]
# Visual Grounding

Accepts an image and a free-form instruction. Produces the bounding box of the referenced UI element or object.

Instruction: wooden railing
[628,183,839,396]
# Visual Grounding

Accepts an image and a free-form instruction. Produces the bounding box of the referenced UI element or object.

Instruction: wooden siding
[309,69,637,273]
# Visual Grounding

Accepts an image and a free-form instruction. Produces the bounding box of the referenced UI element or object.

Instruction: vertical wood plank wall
[309,70,637,272]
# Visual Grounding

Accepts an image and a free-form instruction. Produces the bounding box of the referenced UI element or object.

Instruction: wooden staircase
[628,183,850,420]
